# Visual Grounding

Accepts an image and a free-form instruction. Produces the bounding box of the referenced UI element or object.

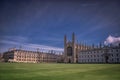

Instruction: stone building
[64,33,89,63]
[64,33,120,63]
[3,49,62,63]
[0,53,2,59]
[2,33,120,63]
[78,46,120,63]
[0,53,3,62]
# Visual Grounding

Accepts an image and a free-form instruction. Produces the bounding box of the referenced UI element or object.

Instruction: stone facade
[78,46,120,63]
[64,33,88,63]
[3,49,62,63]
[0,53,3,62]
[0,53,2,58]
[64,33,120,63]
[2,33,120,64]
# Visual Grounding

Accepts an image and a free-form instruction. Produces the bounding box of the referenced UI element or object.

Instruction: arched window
[67,47,72,56]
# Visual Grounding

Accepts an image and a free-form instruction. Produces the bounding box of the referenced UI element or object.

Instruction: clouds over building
[104,35,120,46]
[0,36,63,53]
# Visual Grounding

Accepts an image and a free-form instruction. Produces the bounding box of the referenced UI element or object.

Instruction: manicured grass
[0,63,120,80]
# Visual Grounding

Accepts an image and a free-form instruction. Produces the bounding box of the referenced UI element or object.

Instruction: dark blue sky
[0,0,120,52]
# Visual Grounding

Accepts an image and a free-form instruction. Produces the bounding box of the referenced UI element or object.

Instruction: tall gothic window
[67,47,72,56]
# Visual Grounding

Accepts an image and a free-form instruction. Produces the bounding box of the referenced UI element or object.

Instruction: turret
[72,32,76,63]
[64,35,67,56]
[72,32,75,44]
[99,42,102,48]
[64,35,67,47]
[92,43,94,49]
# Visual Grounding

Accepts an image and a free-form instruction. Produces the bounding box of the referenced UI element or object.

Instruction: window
[116,54,118,57]
[97,59,99,62]
[111,54,113,57]
[67,47,72,56]
[116,49,118,52]
[102,59,103,61]
[112,59,113,61]
[94,59,96,61]
[111,50,113,52]
[91,59,92,62]
[117,58,119,62]
[97,51,99,53]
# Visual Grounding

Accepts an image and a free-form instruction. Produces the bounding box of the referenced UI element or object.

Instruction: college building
[2,33,120,63]
[3,49,63,63]
[78,46,120,63]
[64,33,120,63]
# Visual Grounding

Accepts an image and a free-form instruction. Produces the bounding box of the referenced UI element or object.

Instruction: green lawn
[0,63,120,80]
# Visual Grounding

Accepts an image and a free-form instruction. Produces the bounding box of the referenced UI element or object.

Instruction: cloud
[104,35,120,45]
[23,43,63,52]
[0,36,28,43]
[0,36,63,53]
[0,40,20,45]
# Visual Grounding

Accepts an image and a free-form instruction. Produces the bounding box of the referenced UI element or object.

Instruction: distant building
[0,53,2,58]
[78,46,120,63]
[64,33,91,63]
[2,33,120,63]
[64,33,120,63]
[3,49,62,63]
[0,53,4,62]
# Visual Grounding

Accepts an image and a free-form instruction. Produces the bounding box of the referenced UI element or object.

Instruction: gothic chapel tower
[64,33,77,63]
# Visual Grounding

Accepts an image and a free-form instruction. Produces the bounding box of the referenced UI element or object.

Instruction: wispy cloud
[0,35,63,53]
[0,36,28,43]
[39,36,62,42]
[0,40,20,45]
[23,43,63,52]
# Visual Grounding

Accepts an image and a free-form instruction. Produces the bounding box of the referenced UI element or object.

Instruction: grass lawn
[0,63,120,80]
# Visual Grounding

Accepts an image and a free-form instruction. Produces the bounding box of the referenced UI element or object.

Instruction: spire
[85,42,87,50]
[83,41,86,50]
[79,42,82,50]
[99,42,102,48]
[96,43,99,49]
[81,42,83,50]
[92,43,94,49]
[72,32,75,43]
[64,34,67,46]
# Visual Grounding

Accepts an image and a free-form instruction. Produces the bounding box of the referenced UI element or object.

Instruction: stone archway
[68,58,71,63]
[105,56,109,63]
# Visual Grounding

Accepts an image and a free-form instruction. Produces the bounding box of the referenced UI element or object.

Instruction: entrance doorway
[105,56,109,63]
[68,59,71,63]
